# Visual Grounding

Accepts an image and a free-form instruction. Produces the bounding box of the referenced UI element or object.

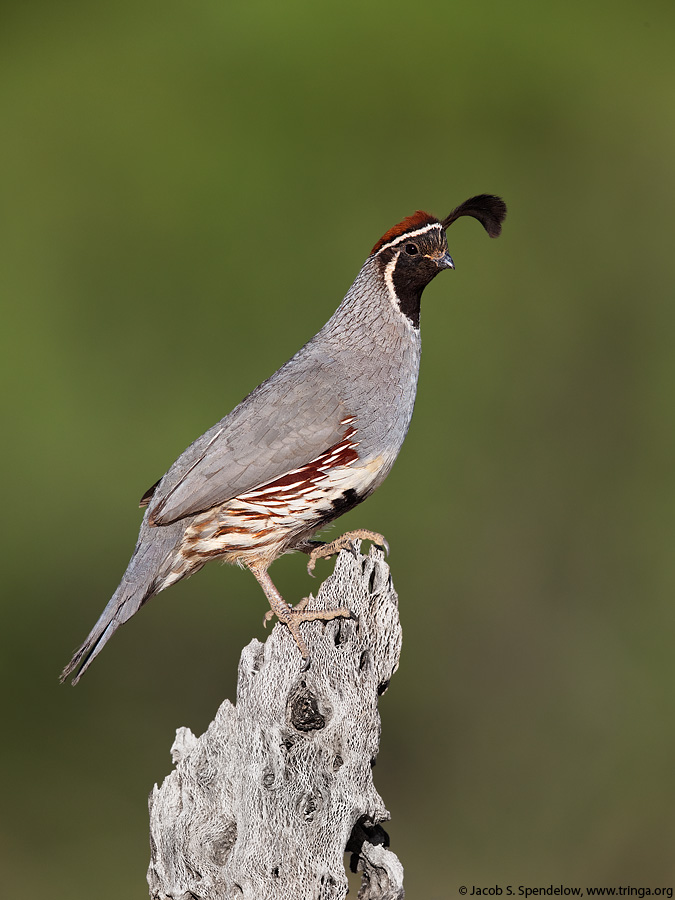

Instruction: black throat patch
[375,225,449,328]
[390,248,445,328]
[392,263,426,328]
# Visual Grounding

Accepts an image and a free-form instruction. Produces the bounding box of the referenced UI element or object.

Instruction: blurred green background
[2,0,675,896]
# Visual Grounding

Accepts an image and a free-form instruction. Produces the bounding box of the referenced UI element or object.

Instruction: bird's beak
[435,251,455,270]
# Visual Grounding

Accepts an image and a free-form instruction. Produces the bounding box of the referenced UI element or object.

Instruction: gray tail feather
[59,578,155,685]
[60,517,185,685]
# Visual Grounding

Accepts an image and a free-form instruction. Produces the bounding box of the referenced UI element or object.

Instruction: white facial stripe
[383,250,418,331]
[383,252,399,303]
[376,221,443,255]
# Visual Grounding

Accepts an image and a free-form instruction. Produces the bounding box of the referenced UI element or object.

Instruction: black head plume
[442,194,507,238]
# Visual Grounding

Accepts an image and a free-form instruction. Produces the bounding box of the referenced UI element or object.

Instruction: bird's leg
[302,529,390,575]
[248,563,351,660]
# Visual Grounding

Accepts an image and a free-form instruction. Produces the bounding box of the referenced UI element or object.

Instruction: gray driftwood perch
[148,543,404,900]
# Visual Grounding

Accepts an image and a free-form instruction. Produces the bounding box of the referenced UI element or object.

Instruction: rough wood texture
[148,543,404,900]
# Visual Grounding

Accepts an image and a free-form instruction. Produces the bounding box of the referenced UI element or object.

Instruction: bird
[61,194,506,685]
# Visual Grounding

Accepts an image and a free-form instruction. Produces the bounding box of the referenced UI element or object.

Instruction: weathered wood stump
[147,543,404,900]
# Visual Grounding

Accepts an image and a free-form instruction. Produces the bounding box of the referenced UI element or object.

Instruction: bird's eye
[404,243,419,256]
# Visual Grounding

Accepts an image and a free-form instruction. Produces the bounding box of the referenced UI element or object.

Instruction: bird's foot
[276,604,352,661]
[262,594,311,628]
[249,562,352,663]
[305,529,389,575]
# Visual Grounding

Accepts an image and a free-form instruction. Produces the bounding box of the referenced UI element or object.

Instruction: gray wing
[148,350,352,526]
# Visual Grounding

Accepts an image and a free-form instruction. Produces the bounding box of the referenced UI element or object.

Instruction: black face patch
[392,256,442,327]
[389,230,450,328]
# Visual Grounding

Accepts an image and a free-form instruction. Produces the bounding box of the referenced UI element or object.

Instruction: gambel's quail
[61,194,506,684]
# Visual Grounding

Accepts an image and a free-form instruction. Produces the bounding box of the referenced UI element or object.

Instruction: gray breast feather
[149,352,352,526]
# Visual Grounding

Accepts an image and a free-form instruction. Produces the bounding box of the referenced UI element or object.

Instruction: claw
[305,529,390,574]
